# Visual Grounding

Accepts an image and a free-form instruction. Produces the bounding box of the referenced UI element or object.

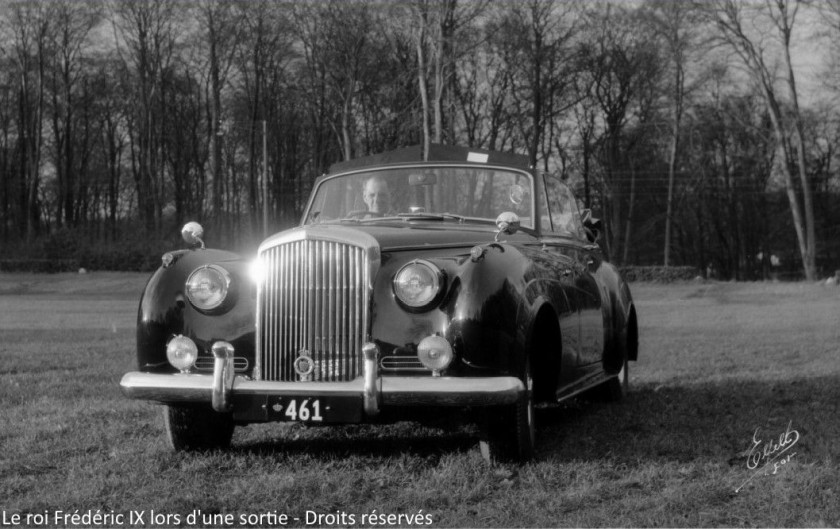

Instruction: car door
[542,177,604,367]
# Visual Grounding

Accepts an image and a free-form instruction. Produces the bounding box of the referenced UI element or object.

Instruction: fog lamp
[166,335,198,373]
[417,335,453,376]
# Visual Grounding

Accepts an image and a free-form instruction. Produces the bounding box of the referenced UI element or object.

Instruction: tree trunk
[416,11,431,160]
[622,164,637,265]
[663,68,682,266]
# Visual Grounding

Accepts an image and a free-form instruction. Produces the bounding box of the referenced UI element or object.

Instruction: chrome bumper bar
[120,372,524,409]
[121,341,523,415]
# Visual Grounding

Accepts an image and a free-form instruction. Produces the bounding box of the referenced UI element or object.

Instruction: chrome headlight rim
[393,259,446,312]
[185,264,231,311]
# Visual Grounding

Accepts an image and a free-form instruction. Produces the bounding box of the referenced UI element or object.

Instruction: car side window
[545,176,585,239]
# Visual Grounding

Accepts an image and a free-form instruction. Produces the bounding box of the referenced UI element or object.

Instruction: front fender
[448,243,547,376]
[136,249,256,374]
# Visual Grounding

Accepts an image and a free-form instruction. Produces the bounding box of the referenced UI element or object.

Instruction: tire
[601,352,628,402]
[479,360,535,464]
[597,304,631,402]
[164,404,235,451]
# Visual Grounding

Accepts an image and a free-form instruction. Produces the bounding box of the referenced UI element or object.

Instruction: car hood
[318,221,535,251]
[258,221,538,255]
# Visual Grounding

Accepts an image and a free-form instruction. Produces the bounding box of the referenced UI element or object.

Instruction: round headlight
[166,335,198,372]
[417,335,453,374]
[185,265,230,310]
[393,260,444,309]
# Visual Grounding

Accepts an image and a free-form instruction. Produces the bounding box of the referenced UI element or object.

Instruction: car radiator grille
[258,238,369,382]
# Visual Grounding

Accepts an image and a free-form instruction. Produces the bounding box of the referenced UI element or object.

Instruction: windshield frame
[301,163,538,233]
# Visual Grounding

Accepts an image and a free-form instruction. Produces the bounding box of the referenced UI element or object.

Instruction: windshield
[304,166,534,227]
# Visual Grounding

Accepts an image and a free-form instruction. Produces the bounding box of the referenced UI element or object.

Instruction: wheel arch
[524,300,562,403]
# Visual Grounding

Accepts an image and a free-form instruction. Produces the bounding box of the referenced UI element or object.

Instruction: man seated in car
[362,175,393,216]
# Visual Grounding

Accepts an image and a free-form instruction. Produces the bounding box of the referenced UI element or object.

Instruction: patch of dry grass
[1,273,838,527]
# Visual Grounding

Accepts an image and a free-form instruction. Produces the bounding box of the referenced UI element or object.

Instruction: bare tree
[110,0,182,236]
[487,0,579,167]
[47,0,101,229]
[645,0,702,266]
[818,0,840,97]
[3,1,52,240]
[405,0,488,157]
[293,0,376,162]
[191,0,244,240]
[580,3,661,261]
[701,0,817,280]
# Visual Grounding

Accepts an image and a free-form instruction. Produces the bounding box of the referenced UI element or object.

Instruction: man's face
[364,179,390,213]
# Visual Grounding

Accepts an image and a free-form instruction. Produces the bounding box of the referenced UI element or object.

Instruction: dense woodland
[1,0,839,280]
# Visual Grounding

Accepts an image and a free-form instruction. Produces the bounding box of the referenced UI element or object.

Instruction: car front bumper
[120,342,524,422]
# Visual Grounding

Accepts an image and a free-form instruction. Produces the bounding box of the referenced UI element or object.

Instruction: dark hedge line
[0,226,171,273]
[0,253,160,273]
[78,250,161,272]
[0,259,81,273]
[619,265,700,282]
[0,250,161,274]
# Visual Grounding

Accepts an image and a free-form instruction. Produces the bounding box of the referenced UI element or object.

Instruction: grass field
[1,272,839,528]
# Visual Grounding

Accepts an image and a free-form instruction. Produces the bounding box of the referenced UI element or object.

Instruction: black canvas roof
[328,144,532,174]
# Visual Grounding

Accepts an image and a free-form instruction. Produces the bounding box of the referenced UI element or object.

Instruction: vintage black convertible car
[120,144,638,462]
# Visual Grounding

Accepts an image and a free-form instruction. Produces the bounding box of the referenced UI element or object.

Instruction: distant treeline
[1,0,839,279]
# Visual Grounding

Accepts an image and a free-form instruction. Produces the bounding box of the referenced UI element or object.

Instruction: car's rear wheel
[479,360,535,463]
[601,352,628,401]
[594,307,631,402]
[164,404,234,451]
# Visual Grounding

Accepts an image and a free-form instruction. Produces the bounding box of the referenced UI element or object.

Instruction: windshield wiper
[396,212,466,223]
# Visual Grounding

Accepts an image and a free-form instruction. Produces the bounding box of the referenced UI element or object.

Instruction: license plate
[267,396,362,423]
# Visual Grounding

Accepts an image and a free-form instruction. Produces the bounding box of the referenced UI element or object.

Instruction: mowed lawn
[1,272,839,528]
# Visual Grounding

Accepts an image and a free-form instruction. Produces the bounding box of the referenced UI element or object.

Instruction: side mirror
[181,221,205,249]
[494,211,520,241]
[582,211,602,243]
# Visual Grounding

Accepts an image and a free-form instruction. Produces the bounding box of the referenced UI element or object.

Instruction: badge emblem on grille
[293,350,314,381]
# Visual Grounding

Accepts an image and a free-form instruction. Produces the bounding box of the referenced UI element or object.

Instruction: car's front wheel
[164,404,234,451]
[479,360,535,463]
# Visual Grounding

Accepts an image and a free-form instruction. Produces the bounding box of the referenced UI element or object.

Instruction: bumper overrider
[120,341,524,423]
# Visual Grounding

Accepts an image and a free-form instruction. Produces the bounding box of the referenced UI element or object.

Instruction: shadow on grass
[230,412,480,461]
[536,375,840,465]
[228,375,839,465]
[232,428,477,461]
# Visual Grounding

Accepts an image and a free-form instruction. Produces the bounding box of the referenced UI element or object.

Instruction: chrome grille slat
[195,357,249,372]
[258,236,370,382]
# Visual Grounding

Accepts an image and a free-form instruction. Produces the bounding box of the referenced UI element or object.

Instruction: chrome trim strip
[194,357,248,372]
[120,373,524,408]
[380,376,523,406]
